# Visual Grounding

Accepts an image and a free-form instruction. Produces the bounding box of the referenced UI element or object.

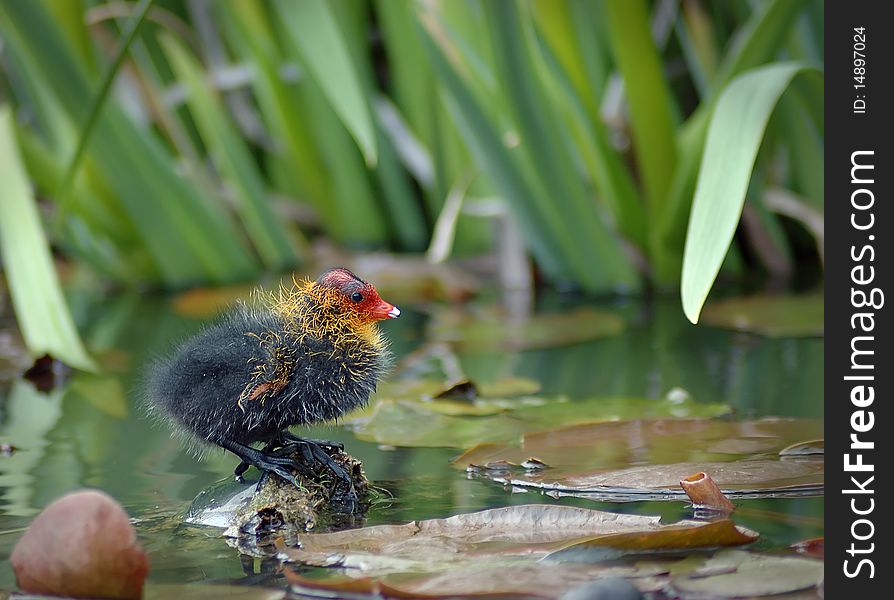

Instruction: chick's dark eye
[350,291,364,303]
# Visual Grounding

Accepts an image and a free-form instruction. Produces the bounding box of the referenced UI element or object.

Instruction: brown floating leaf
[286,565,649,599]
[278,506,765,599]
[680,472,736,512]
[456,418,824,500]
[700,293,823,337]
[549,519,756,558]
[280,505,755,574]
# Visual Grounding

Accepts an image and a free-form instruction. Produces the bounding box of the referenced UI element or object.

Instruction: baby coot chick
[144,268,399,505]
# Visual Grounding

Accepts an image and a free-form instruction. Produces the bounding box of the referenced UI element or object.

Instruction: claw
[218,436,360,512]
[234,460,250,483]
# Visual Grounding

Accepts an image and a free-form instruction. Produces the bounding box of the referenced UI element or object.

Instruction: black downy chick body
[144,268,399,503]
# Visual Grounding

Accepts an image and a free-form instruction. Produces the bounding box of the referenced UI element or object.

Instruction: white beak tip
[388,306,401,318]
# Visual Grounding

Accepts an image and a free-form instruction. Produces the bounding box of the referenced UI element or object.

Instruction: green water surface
[0,293,823,593]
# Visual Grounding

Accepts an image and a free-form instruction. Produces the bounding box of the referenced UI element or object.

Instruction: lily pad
[700,293,823,337]
[427,305,625,351]
[347,395,731,448]
[456,418,824,500]
[671,550,823,597]
[278,505,766,599]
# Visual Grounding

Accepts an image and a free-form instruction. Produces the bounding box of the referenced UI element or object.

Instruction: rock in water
[185,446,370,555]
[11,489,149,599]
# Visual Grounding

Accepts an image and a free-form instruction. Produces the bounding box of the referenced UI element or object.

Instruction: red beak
[371,300,401,320]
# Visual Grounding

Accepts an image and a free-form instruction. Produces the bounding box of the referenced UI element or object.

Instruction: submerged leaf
[671,550,823,597]
[700,293,823,337]
[427,305,625,351]
[349,395,731,448]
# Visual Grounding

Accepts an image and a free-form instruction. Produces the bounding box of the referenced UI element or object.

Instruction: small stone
[11,489,149,599]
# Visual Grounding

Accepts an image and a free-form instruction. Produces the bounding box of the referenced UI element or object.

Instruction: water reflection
[0,293,823,589]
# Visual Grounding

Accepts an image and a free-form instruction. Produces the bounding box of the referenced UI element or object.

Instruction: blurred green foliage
[0,1,823,366]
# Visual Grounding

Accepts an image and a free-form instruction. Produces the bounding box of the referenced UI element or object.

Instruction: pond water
[0,291,823,594]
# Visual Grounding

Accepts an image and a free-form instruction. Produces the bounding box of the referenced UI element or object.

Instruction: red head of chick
[144,268,399,506]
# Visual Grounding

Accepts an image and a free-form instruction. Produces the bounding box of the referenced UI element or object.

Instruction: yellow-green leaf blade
[681,63,820,323]
[0,106,96,371]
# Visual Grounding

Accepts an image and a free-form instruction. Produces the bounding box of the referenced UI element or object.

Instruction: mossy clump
[223,446,369,553]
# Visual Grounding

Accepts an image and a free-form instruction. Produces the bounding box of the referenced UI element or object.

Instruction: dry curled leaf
[680,472,736,512]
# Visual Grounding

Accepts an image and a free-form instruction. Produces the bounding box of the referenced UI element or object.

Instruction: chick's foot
[219,439,313,489]
[267,437,359,510]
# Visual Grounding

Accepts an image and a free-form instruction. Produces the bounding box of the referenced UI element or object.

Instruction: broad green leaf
[273,0,378,166]
[0,106,95,371]
[682,64,819,323]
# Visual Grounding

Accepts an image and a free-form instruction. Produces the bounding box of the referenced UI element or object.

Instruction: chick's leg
[218,439,313,488]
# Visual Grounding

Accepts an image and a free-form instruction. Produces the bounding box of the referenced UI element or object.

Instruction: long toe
[306,443,353,485]
[268,454,315,478]
[278,432,344,452]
